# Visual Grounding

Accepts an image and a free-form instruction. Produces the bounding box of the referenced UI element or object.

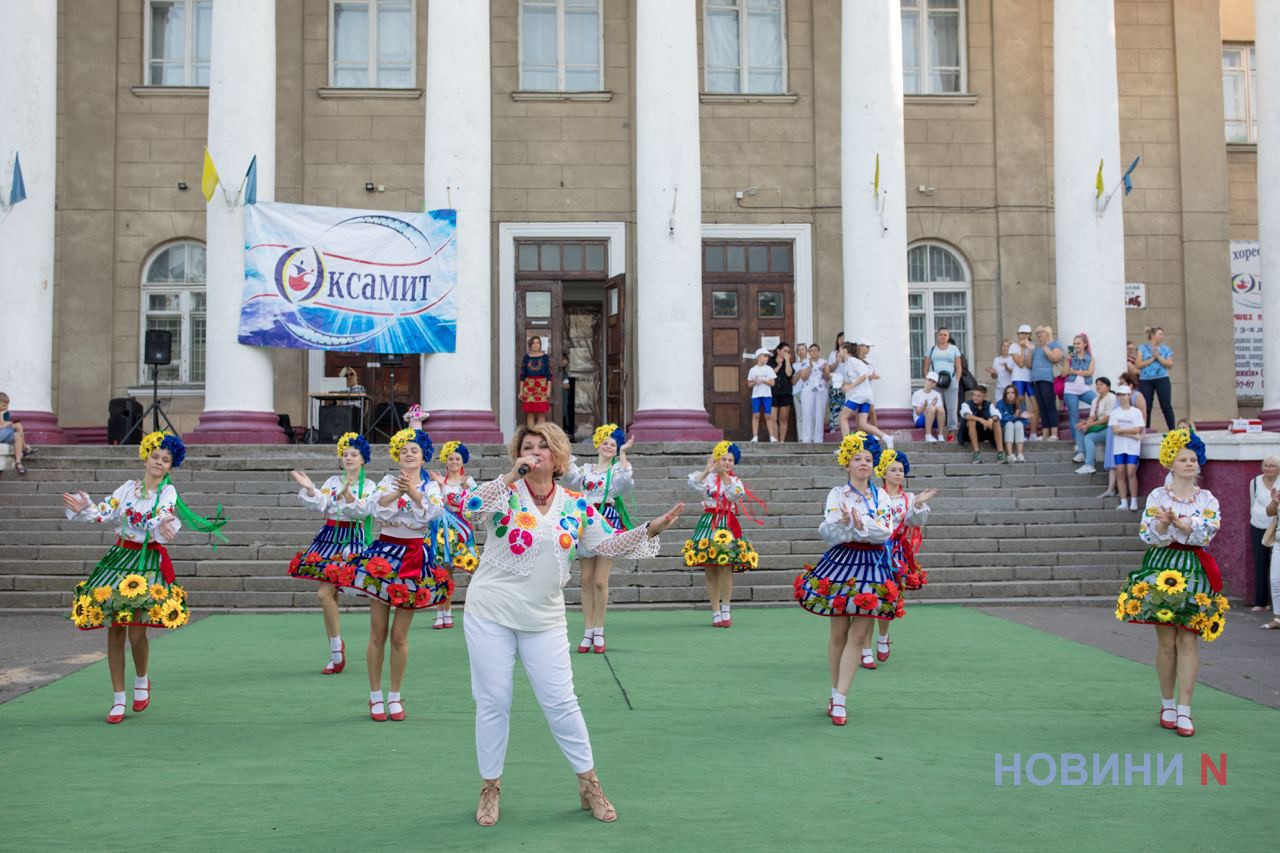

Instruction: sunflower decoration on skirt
[69,568,189,630]
[682,441,758,572]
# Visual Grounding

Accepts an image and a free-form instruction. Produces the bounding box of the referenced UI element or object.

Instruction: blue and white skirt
[348,534,450,610]
[794,542,903,620]
[289,520,367,585]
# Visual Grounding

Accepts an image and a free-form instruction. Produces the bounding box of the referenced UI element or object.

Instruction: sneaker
[1075,464,1097,475]
[1028,434,1040,441]
[1129,497,1139,510]
[1017,453,1027,462]
[1116,501,1129,511]
[1045,435,1059,442]
[925,435,938,443]
[1072,453,1085,463]
[972,452,982,464]
[750,436,759,443]
[997,452,1007,463]
[769,437,779,443]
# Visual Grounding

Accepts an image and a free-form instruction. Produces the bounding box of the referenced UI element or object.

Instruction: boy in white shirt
[988,340,1016,398]
[746,347,777,443]
[839,342,892,447]
[911,372,945,442]
[1108,384,1146,511]
[1010,324,1039,437]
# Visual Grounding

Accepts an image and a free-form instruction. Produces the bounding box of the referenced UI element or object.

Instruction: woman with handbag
[1249,457,1279,615]
[923,328,963,442]
[1030,325,1065,440]
[1063,334,1098,451]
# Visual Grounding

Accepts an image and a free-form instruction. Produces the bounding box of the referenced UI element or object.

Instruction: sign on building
[1124,282,1146,309]
[1231,240,1262,400]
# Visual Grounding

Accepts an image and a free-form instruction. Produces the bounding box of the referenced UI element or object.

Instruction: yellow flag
[1095,159,1104,199]
[201,147,220,203]
[874,153,881,196]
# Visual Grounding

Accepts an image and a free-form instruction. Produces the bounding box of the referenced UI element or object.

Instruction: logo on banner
[1232,273,1260,297]
[275,248,327,304]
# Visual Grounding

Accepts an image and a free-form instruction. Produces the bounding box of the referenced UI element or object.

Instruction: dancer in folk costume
[563,424,636,653]
[867,448,937,668]
[63,431,227,723]
[287,431,378,674]
[1116,428,1226,737]
[793,432,903,726]
[426,439,480,630]
[682,440,764,627]
[349,428,449,722]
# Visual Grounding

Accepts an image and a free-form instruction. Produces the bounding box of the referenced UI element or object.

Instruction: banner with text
[1231,240,1262,400]
[239,202,457,353]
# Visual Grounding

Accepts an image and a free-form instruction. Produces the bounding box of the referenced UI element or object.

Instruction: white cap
[1017,324,1032,334]
[925,371,939,382]
[1115,384,1132,395]
[754,347,772,357]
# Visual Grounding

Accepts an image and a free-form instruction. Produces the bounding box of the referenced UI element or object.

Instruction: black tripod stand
[121,363,178,444]
[368,353,406,441]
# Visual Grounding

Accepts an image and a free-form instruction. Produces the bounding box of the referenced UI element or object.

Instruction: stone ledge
[316,87,422,100]
[130,86,208,98]
[699,92,800,104]
[905,93,979,106]
[510,90,613,102]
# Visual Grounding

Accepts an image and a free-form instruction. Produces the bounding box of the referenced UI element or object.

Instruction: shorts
[772,393,794,408]
[1012,380,1033,396]
[0,426,13,444]
[914,414,925,428]
[843,400,871,414]
[1113,453,1139,466]
[973,425,997,445]
[751,397,773,414]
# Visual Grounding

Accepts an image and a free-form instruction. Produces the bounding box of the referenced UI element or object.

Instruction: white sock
[832,690,847,708]
[1161,697,1175,710]
[1177,703,1191,718]
[443,608,452,617]
[831,687,840,703]
[862,648,873,659]
[583,627,595,640]
[877,634,890,648]
[112,690,126,708]
[329,635,343,652]
[721,604,731,617]
[388,691,401,704]
[134,675,149,691]
[370,690,384,705]
[594,626,604,638]
[594,633,605,647]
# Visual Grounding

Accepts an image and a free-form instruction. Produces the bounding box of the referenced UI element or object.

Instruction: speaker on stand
[121,329,177,444]
[317,405,361,443]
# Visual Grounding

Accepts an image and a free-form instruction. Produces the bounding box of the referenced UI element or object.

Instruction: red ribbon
[833,541,886,553]
[379,534,425,580]
[1169,543,1223,593]
[324,519,358,529]
[706,477,766,539]
[116,538,175,584]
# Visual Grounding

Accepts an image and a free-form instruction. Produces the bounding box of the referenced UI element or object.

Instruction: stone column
[419,0,503,443]
[840,0,911,428]
[0,3,66,443]
[190,0,284,443]
[1259,0,1280,427]
[629,0,720,441]
[1053,0,1126,382]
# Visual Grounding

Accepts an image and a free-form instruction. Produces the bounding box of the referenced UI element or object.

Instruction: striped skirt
[682,509,757,572]
[578,502,628,558]
[69,540,189,631]
[794,542,902,620]
[289,520,367,586]
[349,534,451,610]
[1117,545,1228,640]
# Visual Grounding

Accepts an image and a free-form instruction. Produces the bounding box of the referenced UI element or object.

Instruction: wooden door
[515,281,563,423]
[604,273,624,425]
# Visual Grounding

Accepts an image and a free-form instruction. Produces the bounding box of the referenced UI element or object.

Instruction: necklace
[527,481,556,504]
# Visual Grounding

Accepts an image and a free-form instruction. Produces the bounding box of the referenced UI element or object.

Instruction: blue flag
[1121,155,1141,195]
[8,152,27,206]
[244,155,258,205]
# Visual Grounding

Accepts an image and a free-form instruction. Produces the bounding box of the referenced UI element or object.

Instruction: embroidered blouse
[520,354,551,380]
[364,473,444,537]
[883,490,930,534]
[298,475,380,521]
[687,472,745,510]
[1139,487,1220,548]
[438,475,478,512]
[818,483,893,546]
[563,458,633,505]
[66,480,181,545]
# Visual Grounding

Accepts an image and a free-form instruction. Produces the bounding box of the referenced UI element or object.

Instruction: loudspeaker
[318,405,360,443]
[379,352,404,367]
[144,329,173,366]
[107,398,143,445]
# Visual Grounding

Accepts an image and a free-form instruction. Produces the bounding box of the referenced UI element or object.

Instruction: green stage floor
[2,607,1276,851]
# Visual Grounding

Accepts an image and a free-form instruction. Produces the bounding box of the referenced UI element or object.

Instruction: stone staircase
[0,441,1142,612]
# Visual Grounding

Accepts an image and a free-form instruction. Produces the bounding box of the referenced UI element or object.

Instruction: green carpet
[2,607,1276,852]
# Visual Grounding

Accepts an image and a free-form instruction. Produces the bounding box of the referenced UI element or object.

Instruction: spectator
[1099,369,1148,498]
[769,342,796,443]
[1029,325,1065,440]
[1108,384,1145,511]
[1062,333,1098,450]
[1126,341,1139,373]
[923,327,964,442]
[1136,326,1176,429]
[1249,456,1279,614]
[558,353,576,440]
[1074,377,1115,474]
[839,342,891,446]
[988,339,1015,397]
[1265,486,1280,630]
[0,392,32,476]
[792,342,808,440]
[826,338,848,433]
[995,384,1029,462]
[796,343,828,443]
[826,331,846,367]
[911,372,945,442]
[746,347,777,443]
[1010,325,1039,439]
[960,384,1005,463]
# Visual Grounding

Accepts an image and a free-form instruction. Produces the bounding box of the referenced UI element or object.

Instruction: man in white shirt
[1075,377,1116,474]
[1108,384,1146,510]
[746,347,777,443]
[911,372,945,442]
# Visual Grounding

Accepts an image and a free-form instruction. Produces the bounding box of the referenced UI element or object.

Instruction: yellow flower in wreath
[1124,598,1142,616]
[92,585,114,603]
[1154,570,1187,595]
[118,574,149,598]
[1130,582,1150,599]
[712,529,732,545]
[84,605,105,627]
[1154,609,1175,623]
[148,583,169,601]
[747,552,759,568]
[159,601,186,629]
[683,553,698,566]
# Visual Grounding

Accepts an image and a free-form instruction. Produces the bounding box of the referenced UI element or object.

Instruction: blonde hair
[509,422,572,477]
[1036,324,1054,338]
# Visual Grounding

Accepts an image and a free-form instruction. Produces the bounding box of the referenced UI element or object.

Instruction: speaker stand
[368,363,404,441]
[121,365,178,444]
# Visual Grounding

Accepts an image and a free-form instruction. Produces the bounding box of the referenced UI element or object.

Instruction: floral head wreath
[390,428,433,463]
[336,432,371,464]
[439,439,470,464]
[593,423,627,450]
[836,431,882,468]
[139,431,186,468]
[1158,428,1206,469]
[874,447,910,479]
[711,439,741,465]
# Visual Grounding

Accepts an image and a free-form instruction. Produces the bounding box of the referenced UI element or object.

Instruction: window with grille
[901,0,965,95]
[520,0,603,92]
[140,242,207,386]
[704,0,787,94]
[908,243,971,382]
[145,0,212,86]
[331,0,415,88]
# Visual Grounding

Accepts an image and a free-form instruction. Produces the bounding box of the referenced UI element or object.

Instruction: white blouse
[818,483,893,547]
[366,473,444,537]
[562,458,634,505]
[298,474,380,521]
[1139,487,1220,548]
[1249,475,1275,530]
[66,480,181,545]
[883,489,930,534]
[688,472,745,509]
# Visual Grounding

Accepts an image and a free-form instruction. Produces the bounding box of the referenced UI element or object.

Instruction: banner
[1231,240,1262,400]
[238,202,457,353]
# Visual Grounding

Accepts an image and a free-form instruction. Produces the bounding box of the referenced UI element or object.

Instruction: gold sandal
[476,780,501,826]
[578,775,617,822]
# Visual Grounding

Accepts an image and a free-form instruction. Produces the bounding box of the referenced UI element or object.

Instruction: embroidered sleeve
[333,479,377,521]
[819,487,857,545]
[1187,493,1220,547]
[723,476,746,500]
[854,500,893,544]
[688,471,708,493]
[67,482,130,524]
[148,485,182,542]
[1139,491,1173,546]
[906,496,931,527]
[371,475,407,522]
[466,477,515,526]
[297,477,334,513]
[580,514,660,559]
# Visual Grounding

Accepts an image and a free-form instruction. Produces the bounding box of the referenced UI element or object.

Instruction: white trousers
[799,388,827,442]
[1270,545,1280,617]
[464,612,594,779]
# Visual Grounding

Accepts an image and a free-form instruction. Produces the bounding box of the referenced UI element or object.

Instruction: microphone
[517,463,531,476]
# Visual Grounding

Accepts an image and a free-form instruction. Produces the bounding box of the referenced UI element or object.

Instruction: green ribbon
[160,474,229,548]
[602,457,635,530]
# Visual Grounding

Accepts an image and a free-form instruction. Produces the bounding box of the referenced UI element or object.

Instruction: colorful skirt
[794,542,902,620]
[579,502,629,558]
[1117,544,1228,641]
[69,539,189,631]
[519,377,551,413]
[288,520,367,587]
[682,509,757,572]
[428,510,480,574]
[349,534,452,610]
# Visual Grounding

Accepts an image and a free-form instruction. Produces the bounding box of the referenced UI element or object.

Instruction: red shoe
[721,616,732,628]
[860,653,877,670]
[388,698,406,722]
[831,703,847,726]
[369,699,387,722]
[322,641,346,675]
[132,678,150,712]
[433,615,446,630]
[1159,706,1177,730]
[106,701,126,724]
[826,698,833,718]
[593,639,606,654]
[1175,712,1194,737]
[577,638,593,653]
[443,615,454,628]
[876,640,891,662]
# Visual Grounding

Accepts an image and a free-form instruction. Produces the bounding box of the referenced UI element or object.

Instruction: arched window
[140,241,206,385]
[907,241,971,383]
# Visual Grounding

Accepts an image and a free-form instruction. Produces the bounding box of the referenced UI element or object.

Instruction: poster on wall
[1231,240,1262,400]
[238,202,457,353]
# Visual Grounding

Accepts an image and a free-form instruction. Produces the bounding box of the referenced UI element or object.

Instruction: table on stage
[308,392,371,439]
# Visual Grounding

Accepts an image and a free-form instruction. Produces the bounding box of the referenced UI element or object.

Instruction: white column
[420,0,502,442]
[0,3,65,442]
[840,0,912,425]
[1258,0,1280,421]
[630,0,719,440]
[192,0,282,442]
[1053,0,1126,381]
